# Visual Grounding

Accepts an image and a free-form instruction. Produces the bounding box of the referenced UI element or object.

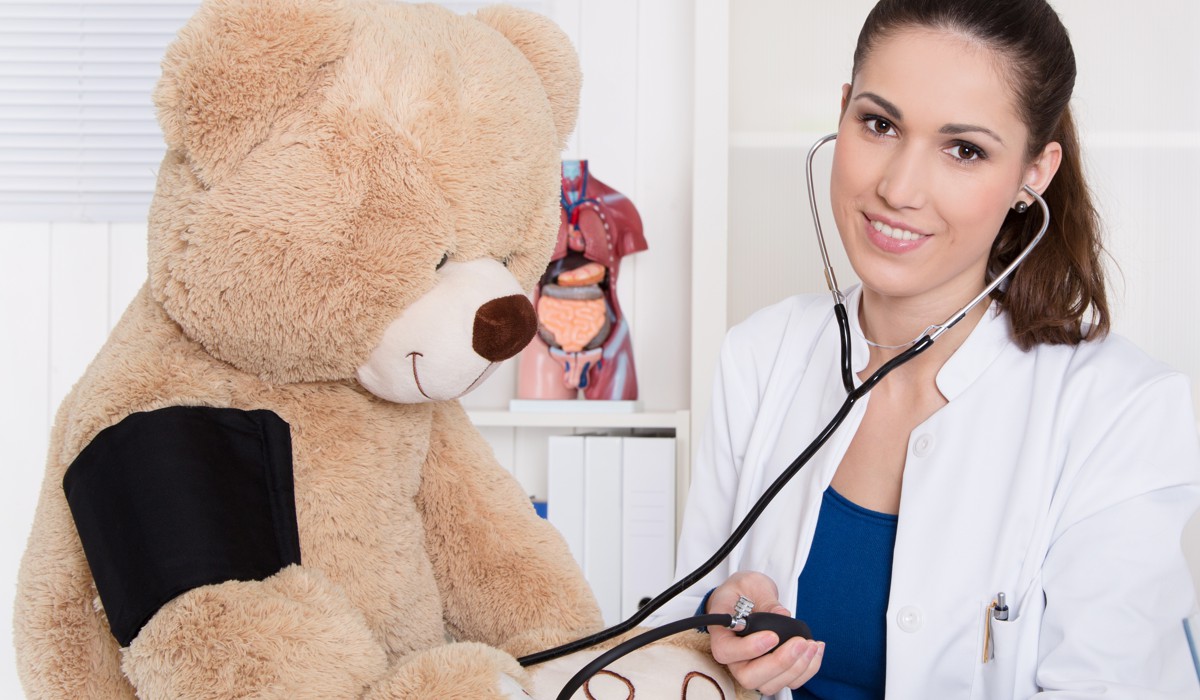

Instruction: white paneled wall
[1,221,149,694]
[0,1,691,695]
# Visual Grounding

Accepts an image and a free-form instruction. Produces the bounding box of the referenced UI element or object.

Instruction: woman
[666,0,1200,697]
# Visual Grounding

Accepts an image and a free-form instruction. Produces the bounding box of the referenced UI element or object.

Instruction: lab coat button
[897,605,923,633]
[912,434,934,458]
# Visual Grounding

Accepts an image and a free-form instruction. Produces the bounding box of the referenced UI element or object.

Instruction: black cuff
[63,406,301,647]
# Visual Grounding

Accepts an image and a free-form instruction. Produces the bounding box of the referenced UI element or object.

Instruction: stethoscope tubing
[532,327,934,699]
[552,613,734,700]
[518,330,935,671]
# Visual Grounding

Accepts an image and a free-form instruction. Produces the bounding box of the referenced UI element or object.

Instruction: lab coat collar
[935,297,1012,400]
[844,284,1014,402]
[843,286,872,376]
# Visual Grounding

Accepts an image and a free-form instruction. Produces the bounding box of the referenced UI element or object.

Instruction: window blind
[0,1,199,222]
[0,0,546,223]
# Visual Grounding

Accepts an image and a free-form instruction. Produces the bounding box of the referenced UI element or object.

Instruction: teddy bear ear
[153,0,353,185]
[474,6,582,148]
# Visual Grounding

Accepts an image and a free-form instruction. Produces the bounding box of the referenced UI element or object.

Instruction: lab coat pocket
[971,577,1043,700]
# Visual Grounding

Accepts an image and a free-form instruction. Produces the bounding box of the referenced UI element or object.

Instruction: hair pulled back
[853,0,1109,349]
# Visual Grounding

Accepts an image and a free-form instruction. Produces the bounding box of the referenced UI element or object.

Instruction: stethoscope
[520,133,1052,699]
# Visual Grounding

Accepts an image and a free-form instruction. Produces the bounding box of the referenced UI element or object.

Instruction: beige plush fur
[13,1,606,697]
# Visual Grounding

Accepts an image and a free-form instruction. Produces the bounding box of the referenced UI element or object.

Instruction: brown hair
[852,0,1110,350]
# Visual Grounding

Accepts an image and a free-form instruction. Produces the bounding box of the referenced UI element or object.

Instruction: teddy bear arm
[363,641,541,700]
[418,402,603,655]
[54,406,388,699]
[121,565,389,700]
[14,472,135,698]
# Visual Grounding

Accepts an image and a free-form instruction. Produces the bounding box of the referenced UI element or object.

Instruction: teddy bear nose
[473,294,539,362]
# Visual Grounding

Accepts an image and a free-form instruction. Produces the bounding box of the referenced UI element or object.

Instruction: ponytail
[989,108,1110,350]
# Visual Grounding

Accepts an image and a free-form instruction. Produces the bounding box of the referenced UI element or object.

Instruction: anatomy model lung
[517,160,647,401]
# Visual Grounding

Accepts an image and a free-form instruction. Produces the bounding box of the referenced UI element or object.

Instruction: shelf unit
[467,409,692,533]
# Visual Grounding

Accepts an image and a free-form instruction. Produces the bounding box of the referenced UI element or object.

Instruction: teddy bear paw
[498,673,535,698]
[526,641,737,700]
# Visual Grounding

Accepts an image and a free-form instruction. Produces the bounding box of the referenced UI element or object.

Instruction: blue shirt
[793,487,897,699]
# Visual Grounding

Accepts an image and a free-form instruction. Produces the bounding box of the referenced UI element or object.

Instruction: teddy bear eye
[436,253,449,270]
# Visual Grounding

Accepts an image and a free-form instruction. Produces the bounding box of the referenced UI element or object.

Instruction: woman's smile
[863,213,930,253]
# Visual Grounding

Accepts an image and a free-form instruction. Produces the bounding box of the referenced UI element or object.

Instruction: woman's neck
[857,285,991,384]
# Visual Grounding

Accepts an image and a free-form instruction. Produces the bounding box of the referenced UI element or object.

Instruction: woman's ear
[839,82,852,119]
[1019,141,1063,204]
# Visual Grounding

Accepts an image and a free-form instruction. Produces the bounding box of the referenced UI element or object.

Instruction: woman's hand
[706,571,824,696]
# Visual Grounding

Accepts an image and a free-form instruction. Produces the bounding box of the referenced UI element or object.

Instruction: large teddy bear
[13,1,744,698]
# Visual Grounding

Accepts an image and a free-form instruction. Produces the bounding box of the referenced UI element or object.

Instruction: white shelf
[467,409,688,430]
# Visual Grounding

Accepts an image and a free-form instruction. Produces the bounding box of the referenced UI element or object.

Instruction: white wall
[0,1,692,695]
[0,221,150,695]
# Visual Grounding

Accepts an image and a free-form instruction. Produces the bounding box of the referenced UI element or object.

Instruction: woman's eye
[947,142,986,162]
[436,253,449,270]
[864,116,896,137]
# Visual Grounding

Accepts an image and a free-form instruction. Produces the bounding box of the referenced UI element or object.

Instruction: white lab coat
[660,287,1200,699]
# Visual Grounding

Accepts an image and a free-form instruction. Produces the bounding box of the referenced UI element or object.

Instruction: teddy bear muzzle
[356,258,536,403]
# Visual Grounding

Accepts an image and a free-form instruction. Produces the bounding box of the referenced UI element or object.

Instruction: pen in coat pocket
[983,592,1008,663]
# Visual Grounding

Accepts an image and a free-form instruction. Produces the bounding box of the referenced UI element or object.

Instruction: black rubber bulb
[734,612,813,651]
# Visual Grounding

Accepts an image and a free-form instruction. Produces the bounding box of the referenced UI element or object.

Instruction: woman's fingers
[707,571,781,617]
[735,637,825,695]
[705,571,825,694]
[708,626,780,665]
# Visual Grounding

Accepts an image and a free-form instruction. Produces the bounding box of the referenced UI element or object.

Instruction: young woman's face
[830,27,1038,306]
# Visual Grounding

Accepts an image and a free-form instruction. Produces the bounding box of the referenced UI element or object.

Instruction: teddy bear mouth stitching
[407,351,494,401]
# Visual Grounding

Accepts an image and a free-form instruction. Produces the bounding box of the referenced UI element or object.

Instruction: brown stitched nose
[473,294,538,362]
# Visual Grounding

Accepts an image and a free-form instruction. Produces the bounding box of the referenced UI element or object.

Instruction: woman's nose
[472,294,538,362]
[876,145,928,210]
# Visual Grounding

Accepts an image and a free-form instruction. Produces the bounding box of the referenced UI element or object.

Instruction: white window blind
[0,0,547,223]
[0,1,200,222]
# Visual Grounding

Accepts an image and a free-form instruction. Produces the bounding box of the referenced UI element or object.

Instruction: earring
[1013,201,1029,214]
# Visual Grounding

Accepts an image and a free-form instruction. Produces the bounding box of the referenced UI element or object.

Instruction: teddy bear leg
[363,641,535,700]
[525,629,754,700]
[120,565,387,700]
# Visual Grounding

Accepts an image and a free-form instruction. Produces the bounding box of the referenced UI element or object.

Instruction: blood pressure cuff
[62,406,302,647]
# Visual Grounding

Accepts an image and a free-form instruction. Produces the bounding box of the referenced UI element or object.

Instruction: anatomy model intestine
[517,160,646,401]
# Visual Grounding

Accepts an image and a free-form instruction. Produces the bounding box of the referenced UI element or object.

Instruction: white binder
[546,434,586,571]
[584,435,624,626]
[620,436,676,620]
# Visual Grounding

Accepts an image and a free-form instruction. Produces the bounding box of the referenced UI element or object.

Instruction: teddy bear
[12,0,748,698]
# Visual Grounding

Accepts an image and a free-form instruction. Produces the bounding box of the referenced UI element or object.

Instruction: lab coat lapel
[741,291,872,588]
